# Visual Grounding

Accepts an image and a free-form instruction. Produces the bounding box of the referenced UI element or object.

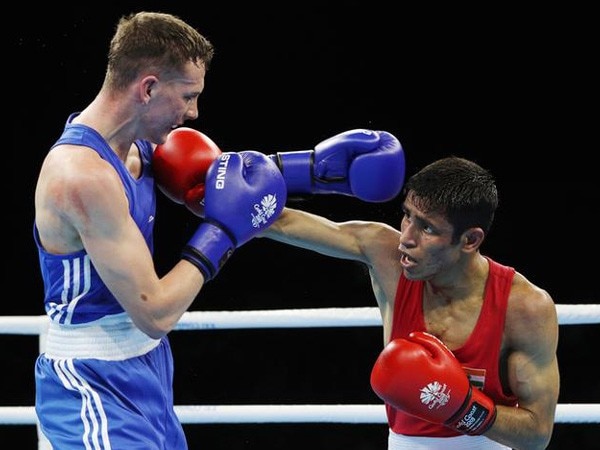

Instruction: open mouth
[400,251,417,268]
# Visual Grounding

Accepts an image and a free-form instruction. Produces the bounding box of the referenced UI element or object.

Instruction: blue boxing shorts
[35,315,187,450]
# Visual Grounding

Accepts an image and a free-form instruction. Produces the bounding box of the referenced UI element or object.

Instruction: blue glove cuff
[182,222,236,281]
[270,151,313,193]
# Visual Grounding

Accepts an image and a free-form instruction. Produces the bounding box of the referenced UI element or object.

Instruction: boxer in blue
[33,11,286,449]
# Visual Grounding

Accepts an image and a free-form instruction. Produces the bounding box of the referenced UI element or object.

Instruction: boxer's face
[142,60,206,144]
[398,194,460,281]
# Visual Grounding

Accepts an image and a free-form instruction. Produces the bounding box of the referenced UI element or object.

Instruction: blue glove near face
[182,151,287,280]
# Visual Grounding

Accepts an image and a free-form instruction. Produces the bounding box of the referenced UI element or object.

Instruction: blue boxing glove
[269,129,405,202]
[182,151,286,280]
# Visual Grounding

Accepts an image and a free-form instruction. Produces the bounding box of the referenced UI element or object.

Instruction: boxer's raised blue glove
[182,151,286,280]
[269,129,405,202]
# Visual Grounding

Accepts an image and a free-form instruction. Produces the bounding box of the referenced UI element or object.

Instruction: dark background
[8,2,598,449]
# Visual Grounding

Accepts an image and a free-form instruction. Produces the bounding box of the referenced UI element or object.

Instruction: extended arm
[263,207,402,265]
[261,128,405,262]
[262,208,365,261]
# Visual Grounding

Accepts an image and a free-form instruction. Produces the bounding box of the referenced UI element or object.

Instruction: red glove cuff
[445,385,497,435]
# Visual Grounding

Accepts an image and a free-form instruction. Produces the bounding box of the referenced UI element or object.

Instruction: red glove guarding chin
[370,331,497,435]
[153,127,222,216]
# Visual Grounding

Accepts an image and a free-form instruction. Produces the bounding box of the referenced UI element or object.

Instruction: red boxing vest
[387,257,519,436]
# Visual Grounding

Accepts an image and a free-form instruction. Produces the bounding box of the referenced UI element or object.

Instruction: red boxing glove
[370,331,497,435]
[153,127,222,216]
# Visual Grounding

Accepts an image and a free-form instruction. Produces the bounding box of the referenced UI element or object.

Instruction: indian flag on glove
[464,366,486,390]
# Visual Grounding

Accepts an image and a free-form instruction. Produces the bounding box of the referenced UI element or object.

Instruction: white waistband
[388,429,511,450]
[44,313,161,361]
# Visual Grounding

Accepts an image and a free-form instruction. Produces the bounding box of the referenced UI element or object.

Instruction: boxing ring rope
[2,403,599,425]
[3,304,599,334]
[2,304,599,428]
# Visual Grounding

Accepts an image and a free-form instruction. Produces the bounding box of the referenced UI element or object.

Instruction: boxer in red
[261,155,559,449]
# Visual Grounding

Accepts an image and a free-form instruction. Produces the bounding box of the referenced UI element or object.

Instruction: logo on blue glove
[251,194,279,228]
[214,154,231,189]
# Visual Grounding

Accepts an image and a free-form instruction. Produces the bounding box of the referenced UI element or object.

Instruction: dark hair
[404,156,498,242]
[105,11,215,90]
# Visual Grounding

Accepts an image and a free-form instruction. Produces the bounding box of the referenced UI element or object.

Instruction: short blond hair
[104,11,214,90]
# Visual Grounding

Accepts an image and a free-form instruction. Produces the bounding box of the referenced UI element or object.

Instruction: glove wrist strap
[445,386,497,435]
[182,222,236,281]
[270,151,313,193]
